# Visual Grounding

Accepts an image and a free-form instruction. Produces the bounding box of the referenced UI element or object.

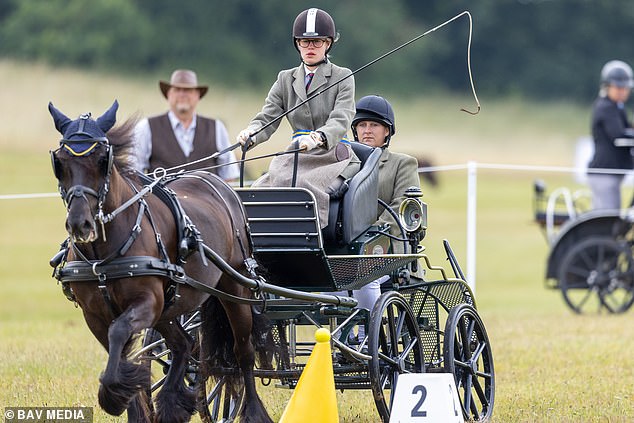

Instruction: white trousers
[587,173,623,210]
[335,275,390,339]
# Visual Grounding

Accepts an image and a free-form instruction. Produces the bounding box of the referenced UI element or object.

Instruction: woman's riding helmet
[352,95,396,144]
[600,60,634,89]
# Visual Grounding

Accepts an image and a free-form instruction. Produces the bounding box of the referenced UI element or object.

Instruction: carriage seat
[322,142,381,246]
[235,143,380,291]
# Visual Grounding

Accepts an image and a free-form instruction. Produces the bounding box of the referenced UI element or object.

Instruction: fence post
[467,161,477,293]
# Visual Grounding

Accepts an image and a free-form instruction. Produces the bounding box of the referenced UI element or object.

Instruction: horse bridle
[51,113,114,222]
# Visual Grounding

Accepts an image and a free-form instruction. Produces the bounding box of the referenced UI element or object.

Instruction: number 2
[411,385,427,417]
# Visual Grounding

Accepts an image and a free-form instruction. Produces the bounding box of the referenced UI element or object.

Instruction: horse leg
[124,391,151,423]
[80,308,151,422]
[98,306,152,418]
[221,300,273,423]
[152,320,197,423]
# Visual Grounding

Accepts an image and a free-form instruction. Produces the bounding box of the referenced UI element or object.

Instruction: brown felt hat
[159,69,208,99]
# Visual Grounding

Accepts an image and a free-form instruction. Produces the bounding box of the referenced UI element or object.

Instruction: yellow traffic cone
[279,328,339,423]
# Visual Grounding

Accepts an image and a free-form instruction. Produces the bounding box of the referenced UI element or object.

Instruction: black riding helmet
[351,95,396,146]
[601,60,634,88]
[292,8,339,55]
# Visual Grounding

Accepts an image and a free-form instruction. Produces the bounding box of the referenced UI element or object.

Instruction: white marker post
[389,373,464,423]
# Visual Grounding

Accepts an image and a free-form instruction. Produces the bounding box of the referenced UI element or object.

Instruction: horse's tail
[198,296,272,395]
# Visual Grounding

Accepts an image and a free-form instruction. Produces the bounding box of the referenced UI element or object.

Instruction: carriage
[134,142,493,422]
[533,180,634,314]
[49,103,494,422]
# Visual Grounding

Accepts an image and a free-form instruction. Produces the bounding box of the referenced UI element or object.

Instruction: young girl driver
[237,8,360,228]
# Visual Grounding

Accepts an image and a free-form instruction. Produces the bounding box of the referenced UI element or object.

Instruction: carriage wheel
[368,291,425,423]
[198,374,245,423]
[558,237,634,314]
[443,303,494,422]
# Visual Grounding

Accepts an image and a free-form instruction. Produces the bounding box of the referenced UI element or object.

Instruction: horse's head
[49,101,118,243]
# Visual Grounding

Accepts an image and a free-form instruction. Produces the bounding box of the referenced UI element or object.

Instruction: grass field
[1,60,633,422]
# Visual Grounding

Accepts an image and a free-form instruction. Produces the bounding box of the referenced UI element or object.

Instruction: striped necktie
[305,72,314,91]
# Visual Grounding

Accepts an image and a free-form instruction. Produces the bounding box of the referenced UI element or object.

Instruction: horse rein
[173,173,253,263]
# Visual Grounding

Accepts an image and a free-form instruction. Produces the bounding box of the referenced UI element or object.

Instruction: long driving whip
[163,11,479,174]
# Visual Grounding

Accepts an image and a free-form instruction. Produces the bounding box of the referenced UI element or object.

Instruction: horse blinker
[51,149,62,179]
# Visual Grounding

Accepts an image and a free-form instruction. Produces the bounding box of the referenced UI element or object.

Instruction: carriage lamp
[398,187,427,237]
[398,187,427,275]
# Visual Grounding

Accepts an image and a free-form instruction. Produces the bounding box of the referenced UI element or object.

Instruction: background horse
[49,100,272,423]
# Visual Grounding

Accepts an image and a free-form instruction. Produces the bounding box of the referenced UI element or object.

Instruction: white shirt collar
[303,64,316,76]
[167,110,197,130]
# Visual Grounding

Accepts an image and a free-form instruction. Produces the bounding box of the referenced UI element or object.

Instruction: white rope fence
[0,192,58,200]
[5,162,634,294]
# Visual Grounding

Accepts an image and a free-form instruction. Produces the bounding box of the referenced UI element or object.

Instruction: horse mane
[107,114,140,174]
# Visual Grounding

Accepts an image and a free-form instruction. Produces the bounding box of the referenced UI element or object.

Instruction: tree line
[1,0,632,102]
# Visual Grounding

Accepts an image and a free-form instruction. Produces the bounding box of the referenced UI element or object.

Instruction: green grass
[1,60,633,422]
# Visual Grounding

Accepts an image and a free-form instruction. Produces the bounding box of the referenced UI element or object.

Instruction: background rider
[587,60,634,210]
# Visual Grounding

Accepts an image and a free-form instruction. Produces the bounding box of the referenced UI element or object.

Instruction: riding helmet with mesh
[600,60,634,88]
[352,95,396,144]
[292,8,339,53]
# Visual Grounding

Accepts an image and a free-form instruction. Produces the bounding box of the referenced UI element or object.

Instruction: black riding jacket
[589,96,634,170]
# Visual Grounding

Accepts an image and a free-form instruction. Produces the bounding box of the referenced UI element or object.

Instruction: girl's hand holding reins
[297,131,324,151]
[236,129,253,146]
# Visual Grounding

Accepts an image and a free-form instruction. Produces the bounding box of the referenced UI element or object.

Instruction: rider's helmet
[600,60,634,89]
[292,8,339,54]
[351,95,396,145]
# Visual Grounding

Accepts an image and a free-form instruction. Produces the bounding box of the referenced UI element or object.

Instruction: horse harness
[51,168,264,316]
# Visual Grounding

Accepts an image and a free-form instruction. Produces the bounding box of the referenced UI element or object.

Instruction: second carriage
[533,179,634,313]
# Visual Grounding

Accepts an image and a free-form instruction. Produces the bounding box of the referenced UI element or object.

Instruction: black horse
[49,100,272,423]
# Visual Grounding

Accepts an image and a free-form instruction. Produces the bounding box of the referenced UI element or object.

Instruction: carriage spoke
[469,388,482,420]
[400,335,418,358]
[454,360,470,370]
[463,373,473,411]
[393,306,406,337]
[472,374,488,404]
[596,245,606,265]
[379,324,389,355]
[471,341,486,363]
[573,287,595,308]
[459,317,474,361]
[379,367,391,390]
[386,305,399,356]
[566,265,593,279]
[401,337,420,372]
[388,371,399,410]
[577,249,592,269]
[475,368,492,379]
[377,352,399,367]
[151,376,166,392]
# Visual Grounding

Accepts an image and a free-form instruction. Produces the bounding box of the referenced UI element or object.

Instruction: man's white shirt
[134,111,239,180]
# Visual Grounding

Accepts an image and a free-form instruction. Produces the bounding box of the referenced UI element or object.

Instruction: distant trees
[1,0,632,102]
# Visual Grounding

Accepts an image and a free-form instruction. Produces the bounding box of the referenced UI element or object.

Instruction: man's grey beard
[175,103,191,114]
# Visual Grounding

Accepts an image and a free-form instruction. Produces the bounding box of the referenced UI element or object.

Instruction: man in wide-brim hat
[134,69,239,180]
[159,69,209,99]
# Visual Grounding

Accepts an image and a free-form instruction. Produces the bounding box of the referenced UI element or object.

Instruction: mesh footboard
[326,254,418,291]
